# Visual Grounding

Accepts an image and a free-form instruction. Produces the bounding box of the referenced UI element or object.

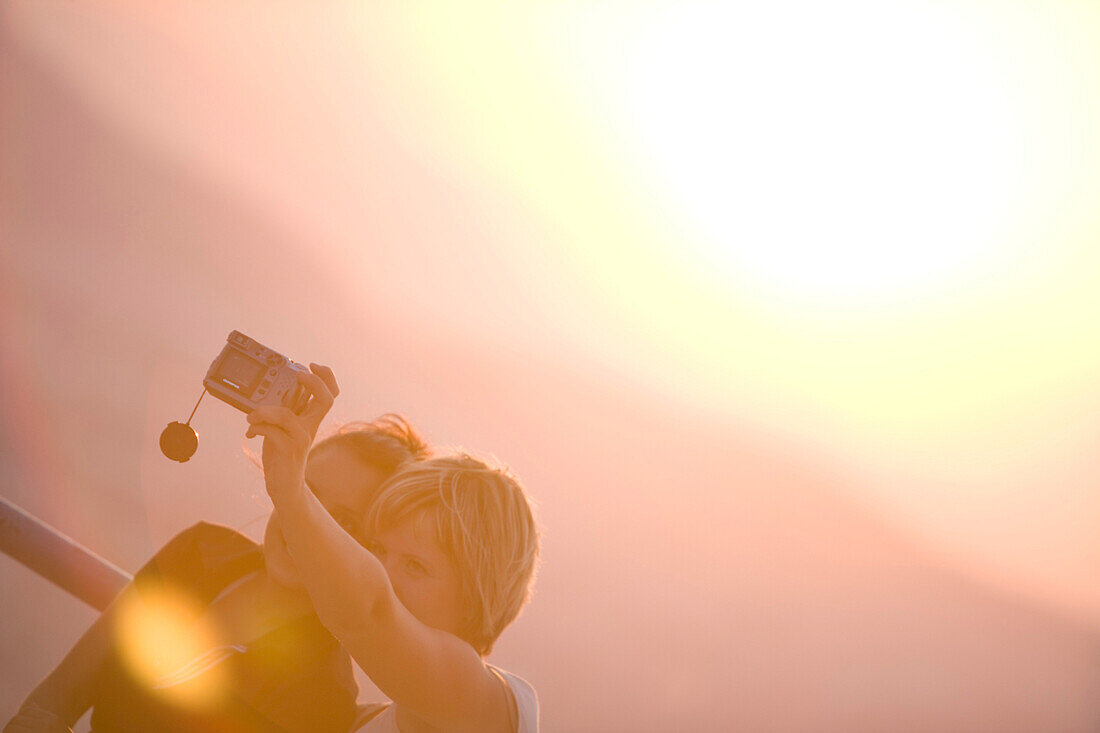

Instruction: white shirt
[354,665,538,733]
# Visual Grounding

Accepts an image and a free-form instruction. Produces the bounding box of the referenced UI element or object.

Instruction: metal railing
[0,495,131,612]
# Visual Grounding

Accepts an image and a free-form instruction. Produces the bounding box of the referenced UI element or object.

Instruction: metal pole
[0,495,132,611]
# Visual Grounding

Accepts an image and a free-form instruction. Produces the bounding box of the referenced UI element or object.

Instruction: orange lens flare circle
[114,586,229,709]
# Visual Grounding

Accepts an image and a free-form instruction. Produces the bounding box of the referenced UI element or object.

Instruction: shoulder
[147,521,259,572]
[488,666,540,733]
[134,521,261,597]
[161,520,258,552]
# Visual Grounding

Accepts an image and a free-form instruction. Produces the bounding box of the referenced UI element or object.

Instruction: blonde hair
[311,414,430,472]
[364,454,540,656]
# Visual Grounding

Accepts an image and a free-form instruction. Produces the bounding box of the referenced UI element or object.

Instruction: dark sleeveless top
[89,522,359,733]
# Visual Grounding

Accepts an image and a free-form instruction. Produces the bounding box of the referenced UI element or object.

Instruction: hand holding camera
[245,363,340,502]
[159,331,337,467]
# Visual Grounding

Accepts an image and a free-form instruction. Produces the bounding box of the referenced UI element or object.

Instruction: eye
[365,540,386,559]
[405,559,428,576]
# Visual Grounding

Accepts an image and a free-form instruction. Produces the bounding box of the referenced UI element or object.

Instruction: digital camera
[203,330,310,414]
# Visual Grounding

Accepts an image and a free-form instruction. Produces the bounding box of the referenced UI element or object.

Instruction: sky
[2,1,1099,730]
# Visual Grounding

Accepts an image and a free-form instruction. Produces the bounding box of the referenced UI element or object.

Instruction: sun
[620,1,1029,305]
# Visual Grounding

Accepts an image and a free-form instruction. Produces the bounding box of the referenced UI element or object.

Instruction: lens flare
[114,586,229,709]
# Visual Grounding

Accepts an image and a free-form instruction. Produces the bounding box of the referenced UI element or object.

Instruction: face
[366,513,466,639]
[263,444,386,589]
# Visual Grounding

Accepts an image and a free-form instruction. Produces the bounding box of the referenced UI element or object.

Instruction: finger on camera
[248,411,309,445]
[296,376,335,428]
[309,363,340,397]
[247,406,299,426]
[297,370,334,406]
[244,422,295,447]
[244,424,276,440]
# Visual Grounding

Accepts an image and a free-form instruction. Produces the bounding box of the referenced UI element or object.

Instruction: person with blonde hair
[5,385,430,733]
[246,368,541,733]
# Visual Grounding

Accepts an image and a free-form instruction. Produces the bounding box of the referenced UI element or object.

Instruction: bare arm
[267,482,505,730]
[247,367,510,732]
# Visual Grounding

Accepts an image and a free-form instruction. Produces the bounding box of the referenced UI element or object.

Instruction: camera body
[203,330,309,414]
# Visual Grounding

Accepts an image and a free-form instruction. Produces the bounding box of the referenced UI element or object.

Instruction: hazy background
[2,1,1099,730]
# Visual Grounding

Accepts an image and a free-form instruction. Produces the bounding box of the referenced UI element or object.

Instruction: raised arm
[246,367,510,732]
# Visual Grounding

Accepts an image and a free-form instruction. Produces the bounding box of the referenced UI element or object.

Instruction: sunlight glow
[337,0,1100,451]
[115,587,228,709]
[622,1,1026,304]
